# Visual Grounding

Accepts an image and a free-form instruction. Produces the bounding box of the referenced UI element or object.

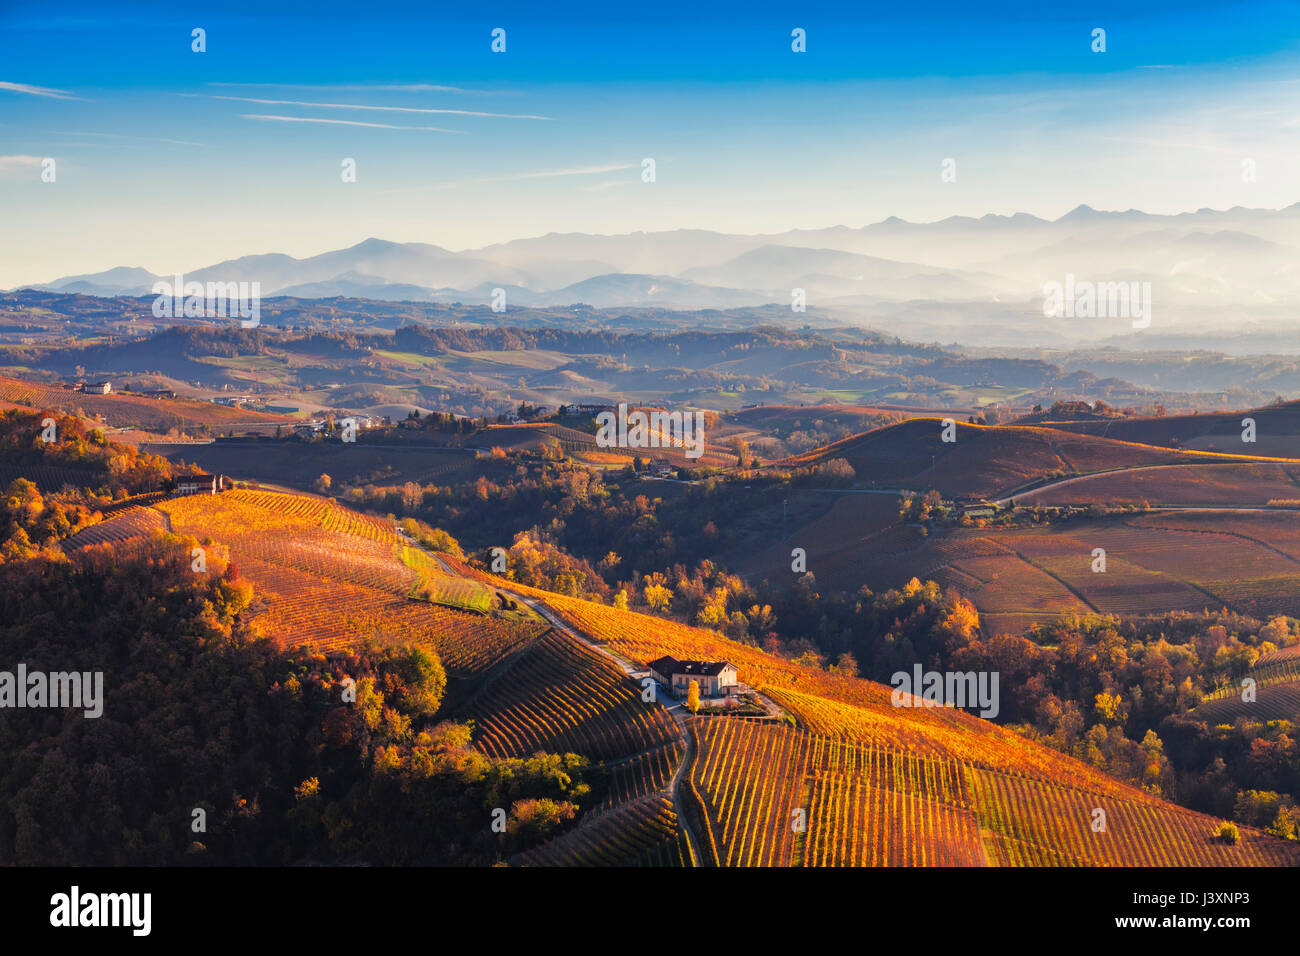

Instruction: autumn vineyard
[47,482,1300,867]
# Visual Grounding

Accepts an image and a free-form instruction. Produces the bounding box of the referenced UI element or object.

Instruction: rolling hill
[776,418,1300,499]
[1033,400,1300,458]
[441,561,1300,866]
[0,374,292,434]
[58,485,1300,865]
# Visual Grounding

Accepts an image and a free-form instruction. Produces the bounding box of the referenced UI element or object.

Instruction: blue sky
[2,0,1299,286]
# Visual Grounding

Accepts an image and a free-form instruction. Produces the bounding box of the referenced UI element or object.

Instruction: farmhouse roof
[648,655,733,677]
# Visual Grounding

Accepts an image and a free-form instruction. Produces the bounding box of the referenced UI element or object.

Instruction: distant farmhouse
[81,381,112,395]
[953,495,998,518]
[172,473,228,495]
[559,402,615,417]
[648,656,740,698]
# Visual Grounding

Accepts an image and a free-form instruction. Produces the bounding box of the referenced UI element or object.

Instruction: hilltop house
[81,381,112,395]
[174,473,227,495]
[559,402,615,417]
[648,656,739,698]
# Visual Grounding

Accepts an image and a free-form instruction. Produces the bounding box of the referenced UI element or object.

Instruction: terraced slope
[515,794,691,867]
[461,627,677,762]
[463,570,1300,866]
[1198,645,1300,722]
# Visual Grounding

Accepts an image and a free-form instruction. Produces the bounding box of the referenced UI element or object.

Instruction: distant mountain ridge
[20,203,1300,332]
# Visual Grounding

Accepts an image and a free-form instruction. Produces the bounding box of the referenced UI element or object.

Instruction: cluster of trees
[342,454,786,589]
[0,533,589,865]
[0,478,97,561]
[0,409,175,496]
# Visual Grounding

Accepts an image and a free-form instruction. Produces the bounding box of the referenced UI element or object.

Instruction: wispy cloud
[0,155,46,179]
[242,114,464,133]
[507,163,638,181]
[51,131,204,147]
[200,94,551,120]
[209,82,515,96]
[0,81,82,100]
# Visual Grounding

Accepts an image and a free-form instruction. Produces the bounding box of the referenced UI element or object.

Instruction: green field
[374,349,445,368]
[402,546,496,613]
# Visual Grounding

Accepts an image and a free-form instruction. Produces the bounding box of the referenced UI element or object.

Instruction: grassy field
[403,545,496,613]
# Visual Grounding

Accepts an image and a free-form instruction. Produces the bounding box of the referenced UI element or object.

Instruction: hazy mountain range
[23,203,1300,347]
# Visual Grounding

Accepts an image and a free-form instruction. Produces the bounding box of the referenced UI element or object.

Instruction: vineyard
[598,741,682,810]
[43,469,1300,867]
[828,513,1300,631]
[515,794,690,867]
[1196,684,1300,722]
[64,504,168,548]
[0,463,111,493]
[968,766,1300,866]
[62,487,547,667]
[463,628,678,762]
[236,553,544,666]
[1204,656,1300,700]
[0,374,290,431]
[775,417,1296,502]
[1196,649,1300,721]
[1022,462,1300,507]
[689,719,1300,866]
[158,492,415,594]
[728,492,907,586]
